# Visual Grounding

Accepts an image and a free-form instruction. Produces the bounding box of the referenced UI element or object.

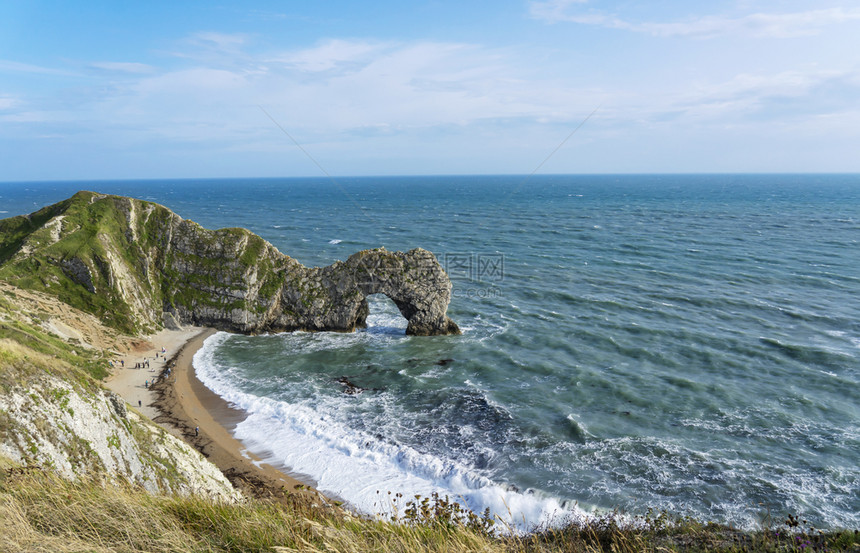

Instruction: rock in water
[0,191,460,336]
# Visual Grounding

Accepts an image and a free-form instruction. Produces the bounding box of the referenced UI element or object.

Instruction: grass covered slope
[0,191,287,335]
[0,285,237,499]
[3,466,858,553]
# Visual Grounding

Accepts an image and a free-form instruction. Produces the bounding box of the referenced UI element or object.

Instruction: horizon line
[3,171,860,185]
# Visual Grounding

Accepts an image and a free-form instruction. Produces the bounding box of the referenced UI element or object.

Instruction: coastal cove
[101,327,313,498]
[2,174,859,531]
[146,328,327,502]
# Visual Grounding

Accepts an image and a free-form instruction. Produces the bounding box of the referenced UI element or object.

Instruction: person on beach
[195,426,199,436]
[145,380,149,389]
[120,360,124,367]
[138,400,141,407]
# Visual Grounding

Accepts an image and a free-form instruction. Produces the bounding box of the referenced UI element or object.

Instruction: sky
[1,0,859,180]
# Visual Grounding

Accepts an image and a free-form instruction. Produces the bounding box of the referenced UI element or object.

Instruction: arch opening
[362,293,408,335]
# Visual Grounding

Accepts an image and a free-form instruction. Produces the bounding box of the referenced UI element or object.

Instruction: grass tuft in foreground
[2,466,858,553]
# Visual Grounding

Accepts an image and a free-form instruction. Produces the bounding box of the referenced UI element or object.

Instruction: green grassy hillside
[0,191,286,335]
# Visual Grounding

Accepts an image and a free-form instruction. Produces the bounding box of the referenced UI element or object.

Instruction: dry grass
[2,466,858,553]
[0,467,501,553]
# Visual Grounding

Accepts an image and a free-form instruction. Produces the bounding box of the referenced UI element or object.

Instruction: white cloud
[529,3,860,38]
[192,31,247,48]
[89,62,156,74]
[83,38,601,146]
[269,39,388,72]
[0,59,77,76]
[135,68,249,94]
[267,40,586,134]
[5,29,857,176]
[0,111,52,123]
[0,95,18,110]
[527,0,590,24]
[168,32,252,64]
[622,67,860,134]
[29,34,855,147]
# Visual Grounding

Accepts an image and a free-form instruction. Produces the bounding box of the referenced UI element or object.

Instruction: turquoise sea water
[2,175,859,530]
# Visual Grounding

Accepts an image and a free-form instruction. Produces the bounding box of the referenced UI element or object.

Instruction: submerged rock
[336,376,365,395]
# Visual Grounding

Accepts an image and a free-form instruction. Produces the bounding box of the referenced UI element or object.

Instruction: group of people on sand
[112,346,173,393]
[143,368,171,388]
[110,346,169,370]
[129,348,168,372]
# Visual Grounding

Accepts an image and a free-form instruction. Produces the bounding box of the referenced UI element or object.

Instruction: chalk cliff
[0,285,238,499]
[0,191,460,336]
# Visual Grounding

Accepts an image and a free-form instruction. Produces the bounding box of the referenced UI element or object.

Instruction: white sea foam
[457,316,508,341]
[194,333,587,532]
[566,414,593,440]
[328,239,342,244]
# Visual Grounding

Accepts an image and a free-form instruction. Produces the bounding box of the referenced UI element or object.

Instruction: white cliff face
[0,375,239,501]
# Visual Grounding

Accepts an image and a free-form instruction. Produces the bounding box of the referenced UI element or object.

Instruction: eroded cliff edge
[0,191,460,336]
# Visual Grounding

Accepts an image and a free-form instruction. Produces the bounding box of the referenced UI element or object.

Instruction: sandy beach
[114,327,324,503]
[104,327,203,424]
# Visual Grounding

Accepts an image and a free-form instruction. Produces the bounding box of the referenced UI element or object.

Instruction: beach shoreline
[109,327,324,504]
[104,327,202,425]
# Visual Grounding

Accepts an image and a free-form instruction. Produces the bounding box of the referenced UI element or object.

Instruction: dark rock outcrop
[0,191,460,336]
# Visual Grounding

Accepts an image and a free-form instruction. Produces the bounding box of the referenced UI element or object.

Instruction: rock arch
[347,248,461,336]
[268,248,461,336]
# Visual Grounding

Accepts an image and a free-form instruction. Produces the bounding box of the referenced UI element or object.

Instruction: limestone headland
[0,191,460,337]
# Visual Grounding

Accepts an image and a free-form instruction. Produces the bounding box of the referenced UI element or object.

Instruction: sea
[1,174,858,531]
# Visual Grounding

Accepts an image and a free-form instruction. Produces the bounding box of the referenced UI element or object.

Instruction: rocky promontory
[0,191,460,336]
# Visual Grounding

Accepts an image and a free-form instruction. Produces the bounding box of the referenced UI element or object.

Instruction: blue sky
[1,0,859,180]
